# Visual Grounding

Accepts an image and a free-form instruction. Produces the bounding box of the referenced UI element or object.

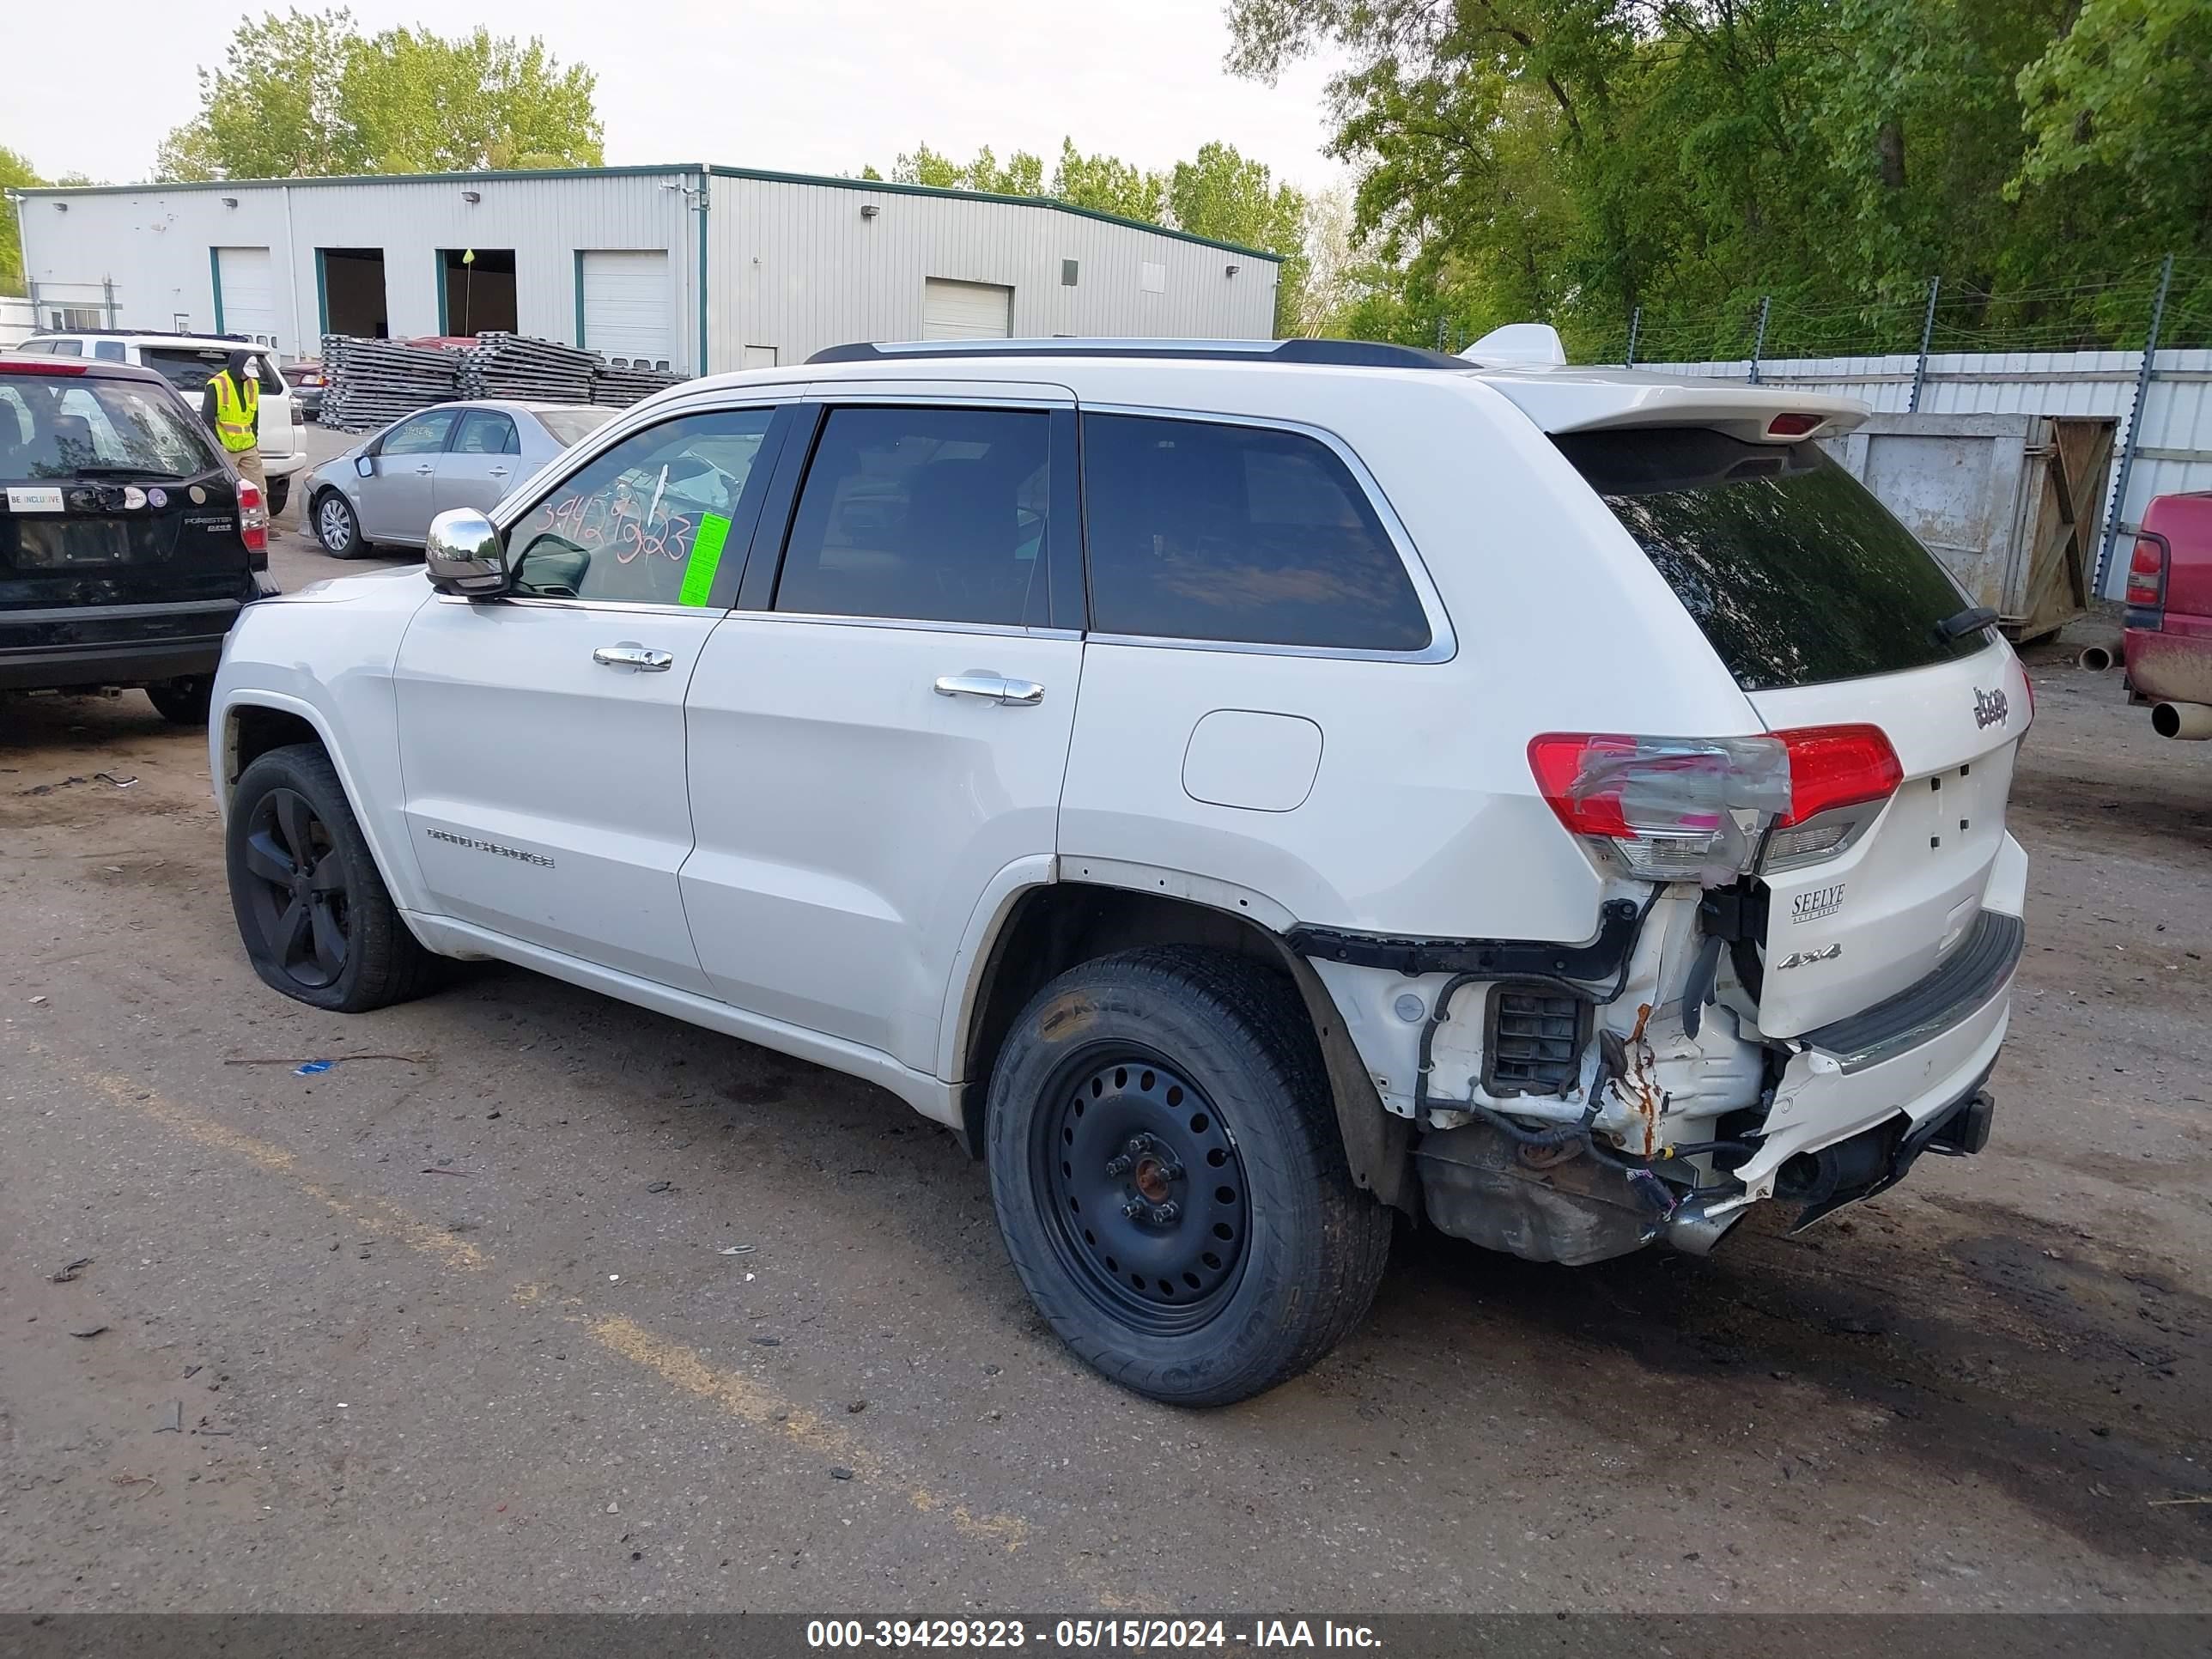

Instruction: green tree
[891,143,1046,195]
[1225,0,2211,356]
[1051,138,1168,222]
[155,7,601,181]
[1169,142,1309,335]
[2,143,42,295]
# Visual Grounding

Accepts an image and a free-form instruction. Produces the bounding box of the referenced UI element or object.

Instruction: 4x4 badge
[1973,686,2008,728]
[1775,943,1842,970]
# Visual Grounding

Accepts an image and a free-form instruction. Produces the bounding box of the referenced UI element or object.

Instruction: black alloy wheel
[1036,1054,1251,1334]
[237,786,352,989]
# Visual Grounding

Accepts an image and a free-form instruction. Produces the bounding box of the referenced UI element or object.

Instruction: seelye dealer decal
[1791,881,1845,924]
[1973,686,2009,729]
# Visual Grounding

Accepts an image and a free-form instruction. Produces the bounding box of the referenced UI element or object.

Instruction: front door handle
[414,463,435,476]
[489,465,511,478]
[934,671,1045,706]
[593,644,675,672]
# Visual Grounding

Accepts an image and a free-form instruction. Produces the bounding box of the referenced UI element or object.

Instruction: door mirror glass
[425,509,509,596]
[355,454,375,478]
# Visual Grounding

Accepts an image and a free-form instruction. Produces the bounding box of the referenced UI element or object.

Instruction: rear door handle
[934,672,1045,706]
[593,644,675,672]
[414,464,435,476]
[488,466,511,478]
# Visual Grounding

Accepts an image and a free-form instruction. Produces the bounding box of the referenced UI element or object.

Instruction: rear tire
[267,477,291,517]
[313,490,367,558]
[985,946,1392,1407]
[146,677,213,725]
[226,743,440,1012]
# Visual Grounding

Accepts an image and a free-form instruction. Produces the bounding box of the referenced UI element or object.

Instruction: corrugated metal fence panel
[706,174,1278,373]
[1627,348,2212,598]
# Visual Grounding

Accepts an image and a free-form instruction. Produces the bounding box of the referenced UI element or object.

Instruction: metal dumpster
[1820,412,2116,643]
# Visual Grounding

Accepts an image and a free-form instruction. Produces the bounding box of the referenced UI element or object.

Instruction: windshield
[538,408,617,447]
[1554,427,1985,691]
[0,374,223,483]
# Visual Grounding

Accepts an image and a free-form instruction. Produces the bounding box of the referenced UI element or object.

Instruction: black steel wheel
[987,946,1393,1407]
[225,743,440,1012]
[1035,1054,1250,1335]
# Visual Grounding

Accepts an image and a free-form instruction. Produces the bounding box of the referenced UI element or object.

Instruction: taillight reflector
[1766,412,1822,437]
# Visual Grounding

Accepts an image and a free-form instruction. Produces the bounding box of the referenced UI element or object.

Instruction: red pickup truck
[2124,492,2212,739]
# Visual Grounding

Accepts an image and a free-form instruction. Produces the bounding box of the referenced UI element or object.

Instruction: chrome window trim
[733,611,1079,641]
[433,593,718,619]
[1076,402,1457,665]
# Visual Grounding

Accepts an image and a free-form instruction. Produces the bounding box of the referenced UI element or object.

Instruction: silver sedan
[303,400,618,558]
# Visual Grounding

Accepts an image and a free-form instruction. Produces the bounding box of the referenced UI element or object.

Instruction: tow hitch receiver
[1785,1084,1996,1231]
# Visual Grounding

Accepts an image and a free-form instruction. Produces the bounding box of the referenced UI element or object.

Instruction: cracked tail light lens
[1528,724,1899,883]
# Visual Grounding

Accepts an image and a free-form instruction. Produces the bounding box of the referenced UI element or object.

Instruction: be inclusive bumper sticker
[7,486,64,514]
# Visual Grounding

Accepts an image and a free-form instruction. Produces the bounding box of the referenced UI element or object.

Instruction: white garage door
[581,250,674,368]
[215,246,279,351]
[922,278,1012,340]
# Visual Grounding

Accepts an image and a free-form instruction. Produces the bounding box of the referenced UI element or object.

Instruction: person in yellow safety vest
[201,349,266,500]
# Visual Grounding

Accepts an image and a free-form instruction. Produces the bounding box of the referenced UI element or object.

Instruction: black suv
[1,356,268,724]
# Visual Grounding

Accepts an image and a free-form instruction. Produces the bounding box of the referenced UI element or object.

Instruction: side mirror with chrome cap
[425,508,510,598]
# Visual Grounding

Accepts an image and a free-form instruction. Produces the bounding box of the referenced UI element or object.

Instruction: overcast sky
[9,0,1346,193]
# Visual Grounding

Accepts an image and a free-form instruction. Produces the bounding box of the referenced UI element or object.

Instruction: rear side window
[1556,428,1984,690]
[453,410,519,455]
[775,405,1053,628]
[1081,414,1431,652]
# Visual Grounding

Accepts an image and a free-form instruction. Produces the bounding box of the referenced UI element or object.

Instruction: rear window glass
[0,376,222,481]
[1555,428,1984,690]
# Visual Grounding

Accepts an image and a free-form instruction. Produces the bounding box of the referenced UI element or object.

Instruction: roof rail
[805,337,1468,370]
[33,327,254,343]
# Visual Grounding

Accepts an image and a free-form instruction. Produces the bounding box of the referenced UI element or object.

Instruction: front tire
[985,946,1392,1407]
[226,743,439,1012]
[313,490,367,558]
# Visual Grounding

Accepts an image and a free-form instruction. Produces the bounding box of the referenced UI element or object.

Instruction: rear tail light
[3,359,88,375]
[1765,412,1822,437]
[237,479,269,566]
[1528,724,1901,883]
[2126,533,2167,609]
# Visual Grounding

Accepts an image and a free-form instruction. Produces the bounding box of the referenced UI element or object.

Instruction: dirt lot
[2,526,2207,1613]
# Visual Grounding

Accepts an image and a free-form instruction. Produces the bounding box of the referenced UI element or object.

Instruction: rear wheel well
[226,703,325,791]
[961,882,1414,1209]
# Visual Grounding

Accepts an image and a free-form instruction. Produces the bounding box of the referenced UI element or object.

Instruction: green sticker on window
[678,512,733,607]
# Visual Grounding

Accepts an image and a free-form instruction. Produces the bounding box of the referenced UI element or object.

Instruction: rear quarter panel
[1051,365,1765,942]
[2125,494,2212,704]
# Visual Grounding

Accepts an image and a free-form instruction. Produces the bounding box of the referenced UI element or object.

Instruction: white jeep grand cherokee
[210,334,2030,1406]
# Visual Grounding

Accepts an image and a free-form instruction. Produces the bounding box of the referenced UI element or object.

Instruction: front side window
[93,340,126,362]
[1081,414,1431,652]
[509,407,776,605]
[382,410,458,456]
[46,338,83,357]
[775,404,1052,627]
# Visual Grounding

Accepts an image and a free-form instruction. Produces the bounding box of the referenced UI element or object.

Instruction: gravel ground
[1,526,2207,1612]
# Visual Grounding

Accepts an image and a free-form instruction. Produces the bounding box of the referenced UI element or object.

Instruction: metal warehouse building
[12,164,1282,373]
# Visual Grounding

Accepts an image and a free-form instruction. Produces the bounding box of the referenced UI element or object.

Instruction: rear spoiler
[1478,368,1870,444]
